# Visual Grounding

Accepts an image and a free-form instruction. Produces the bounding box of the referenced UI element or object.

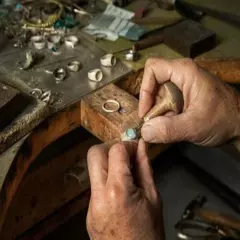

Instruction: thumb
[141,114,190,143]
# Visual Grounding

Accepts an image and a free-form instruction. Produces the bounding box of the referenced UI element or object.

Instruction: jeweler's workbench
[0,0,240,239]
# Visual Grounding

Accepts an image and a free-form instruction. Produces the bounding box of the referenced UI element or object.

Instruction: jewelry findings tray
[0,31,132,112]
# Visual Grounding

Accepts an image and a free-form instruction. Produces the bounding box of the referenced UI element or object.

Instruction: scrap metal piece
[40,90,52,104]
[19,50,37,70]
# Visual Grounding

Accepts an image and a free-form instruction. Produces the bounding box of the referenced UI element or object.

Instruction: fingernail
[141,124,155,142]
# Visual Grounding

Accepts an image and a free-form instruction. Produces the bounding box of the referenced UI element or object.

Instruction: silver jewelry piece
[53,68,67,82]
[88,69,103,82]
[30,88,43,98]
[31,35,46,50]
[100,54,117,67]
[65,35,79,48]
[67,61,81,72]
[102,99,120,113]
[124,49,139,61]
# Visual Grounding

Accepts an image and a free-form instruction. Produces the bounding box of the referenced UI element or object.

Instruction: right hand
[139,58,240,146]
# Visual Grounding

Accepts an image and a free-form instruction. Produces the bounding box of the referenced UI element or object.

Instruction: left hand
[86,139,164,240]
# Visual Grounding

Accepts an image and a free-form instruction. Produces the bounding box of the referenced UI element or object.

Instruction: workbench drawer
[2,128,100,239]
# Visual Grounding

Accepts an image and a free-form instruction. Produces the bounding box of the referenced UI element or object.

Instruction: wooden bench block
[0,83,29,130]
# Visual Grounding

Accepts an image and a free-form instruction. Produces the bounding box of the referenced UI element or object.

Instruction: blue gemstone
[126,128,137,140]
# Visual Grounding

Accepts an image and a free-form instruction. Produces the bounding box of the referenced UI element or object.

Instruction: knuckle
[176,58,198,71]
[109,143,126,156]
[107,184,123,201]
[145,57,159,68]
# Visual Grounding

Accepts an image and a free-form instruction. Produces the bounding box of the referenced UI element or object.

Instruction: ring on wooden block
[88,69,103,82]
[67,61,81,72]
[100,54,117,67]
[65,35,79,48]
[102,99,120,113]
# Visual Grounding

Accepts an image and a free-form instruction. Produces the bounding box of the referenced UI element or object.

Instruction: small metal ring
[102,99,120,113]
[65,35,79,48]
[53,67,67,82]
[100,54,117,67]
[67,61,81,72]
[88,69,103,82]
[30,88,43,98]
[31,35,46,50]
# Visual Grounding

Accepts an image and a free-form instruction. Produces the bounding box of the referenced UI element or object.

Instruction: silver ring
[67,61,81,72]
[102,99,120,113]
[31,35,46,50]
[88,69,103,82]
[30,88,43,98]
[47,34,61,49]
[53,68,67,82]
[65,36,79,48]
[100,54,117,67]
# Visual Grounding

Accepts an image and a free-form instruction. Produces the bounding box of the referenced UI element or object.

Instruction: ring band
[100,54,117,67]
[88,69,103,82]
[31,35,46,50]
[65,36,79,48]
[67,61,81,72]
[102,99,120,113]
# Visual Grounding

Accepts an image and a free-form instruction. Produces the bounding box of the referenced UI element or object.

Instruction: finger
[139,58,174,118]
[141,113,192,143]
[107,142,137,185]
[135,139,157,200]
[87,144,109,191]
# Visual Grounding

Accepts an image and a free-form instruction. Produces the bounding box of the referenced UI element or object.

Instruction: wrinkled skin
[86,58,240,240]
[87,140,163,240]
[139,58,240,145]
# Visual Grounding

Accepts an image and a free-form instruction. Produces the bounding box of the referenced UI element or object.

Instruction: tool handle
[195,58,240,84]
[133,35,164,51]
[196,208,240,231]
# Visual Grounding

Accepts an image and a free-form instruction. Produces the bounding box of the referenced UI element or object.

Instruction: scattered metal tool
[176,196,240,239]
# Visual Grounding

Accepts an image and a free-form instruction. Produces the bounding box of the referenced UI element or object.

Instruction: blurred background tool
[176,196,240,239]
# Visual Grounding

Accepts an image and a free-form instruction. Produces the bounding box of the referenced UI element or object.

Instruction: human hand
[87,140,164,240]
[139,58,240,146]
